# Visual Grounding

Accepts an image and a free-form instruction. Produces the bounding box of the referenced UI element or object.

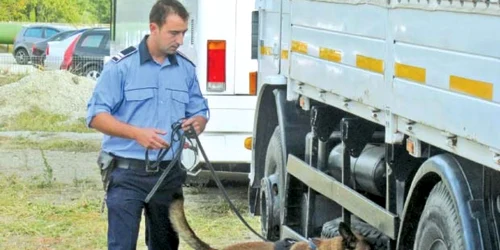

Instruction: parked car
[64,28,110,80]
[44,32,84,71]
[13,24,74,65]
[31,29,85,66]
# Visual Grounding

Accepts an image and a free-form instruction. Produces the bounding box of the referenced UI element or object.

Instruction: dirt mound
[0,70,96,122]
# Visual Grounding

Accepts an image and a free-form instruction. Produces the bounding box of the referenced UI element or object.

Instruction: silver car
[12,24,74,65]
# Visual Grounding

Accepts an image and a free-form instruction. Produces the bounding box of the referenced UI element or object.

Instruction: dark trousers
[106,162,187,250]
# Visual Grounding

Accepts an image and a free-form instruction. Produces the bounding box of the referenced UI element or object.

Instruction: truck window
[251,10,259,59]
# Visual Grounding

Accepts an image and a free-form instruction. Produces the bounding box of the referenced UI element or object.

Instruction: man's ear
[149,23,159,35]
[338,222,356,244]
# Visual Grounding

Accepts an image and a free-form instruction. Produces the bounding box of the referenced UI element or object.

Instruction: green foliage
[0,0,110,24]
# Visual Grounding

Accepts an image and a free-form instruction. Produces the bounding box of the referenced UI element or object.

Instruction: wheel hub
[260,174,280,240]
[86,70,100,80]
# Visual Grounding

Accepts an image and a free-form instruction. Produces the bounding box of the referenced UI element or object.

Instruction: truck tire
[260,126,284,241]
[322,217,388,249]
[413,181,465,250]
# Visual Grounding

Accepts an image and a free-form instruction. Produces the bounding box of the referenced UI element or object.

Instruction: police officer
[86,0,209,249]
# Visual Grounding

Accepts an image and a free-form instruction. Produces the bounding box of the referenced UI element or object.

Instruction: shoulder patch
[111,46,137,63]
[176,51,196,67]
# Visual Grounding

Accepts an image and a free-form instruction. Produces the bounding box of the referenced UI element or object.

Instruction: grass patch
[0,73,27,86]
[183,197,261,248]
[0,107,93,133]
[0,175,107,249]
[0,174,261,249]
[0,136,101,152]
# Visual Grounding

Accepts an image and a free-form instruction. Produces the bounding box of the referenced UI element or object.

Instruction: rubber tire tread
[413,181,464,250]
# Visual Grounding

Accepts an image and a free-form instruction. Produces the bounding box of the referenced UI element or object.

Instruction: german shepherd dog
[169,194,372,250]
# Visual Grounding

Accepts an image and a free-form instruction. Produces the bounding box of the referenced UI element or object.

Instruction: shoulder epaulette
[176,51,196,67]
[111,46,137,62]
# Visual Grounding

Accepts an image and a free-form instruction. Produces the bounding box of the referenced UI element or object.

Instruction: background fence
[0,52,104,81]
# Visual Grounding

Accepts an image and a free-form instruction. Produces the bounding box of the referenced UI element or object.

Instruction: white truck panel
[286,0,500,170]
[391,9,500,59]
[235,0,259,94]
[194,133,252,163]
[290,26,386,70]
[280,12,291,76]
[258,11,281,84]
[204,96,256,133]
[393,43,500,101]
[291,0,387,39]
[290,54,387,108]
[393,79,500,158]
[197,0,236,95]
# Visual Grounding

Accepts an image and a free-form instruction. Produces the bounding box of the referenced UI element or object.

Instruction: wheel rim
[260,173,280,240]
[16,50,27,61]
[86,70,100,80]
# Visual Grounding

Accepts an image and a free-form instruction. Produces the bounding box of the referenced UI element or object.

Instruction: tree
[0,0,29,21]
[0,0,110,24]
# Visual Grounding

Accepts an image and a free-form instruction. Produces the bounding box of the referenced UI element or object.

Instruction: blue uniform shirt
[86,36,209,160]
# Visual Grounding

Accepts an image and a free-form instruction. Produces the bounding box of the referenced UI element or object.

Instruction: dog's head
[308,222,371,250]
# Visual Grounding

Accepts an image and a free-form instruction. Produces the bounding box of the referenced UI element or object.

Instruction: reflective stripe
[260,46,272,55]
[319,47,342,62]
[395,63,426,84]
[291,40,308,54]
[281,50,289,59]
[356,55,384,73]
[450,75,493,100]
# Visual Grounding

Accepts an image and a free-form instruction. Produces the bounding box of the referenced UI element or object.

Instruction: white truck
[248,0,500,249]
[108,0,258,182]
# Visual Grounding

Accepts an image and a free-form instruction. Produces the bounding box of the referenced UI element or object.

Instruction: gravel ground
[0,70,95,122]
[0,148,100,184]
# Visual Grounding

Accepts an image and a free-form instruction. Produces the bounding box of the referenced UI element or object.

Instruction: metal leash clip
[145,163,160,173]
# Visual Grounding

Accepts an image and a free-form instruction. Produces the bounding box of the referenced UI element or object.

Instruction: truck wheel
[15,48,29,65]
[413,181,465,250]
[322,217,388,249]
[260,126,284,241]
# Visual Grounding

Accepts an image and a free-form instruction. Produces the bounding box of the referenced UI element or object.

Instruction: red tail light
[61,35,81,70]
[207,40,226,92]
[45,44,49,56]
[32,44,35,54]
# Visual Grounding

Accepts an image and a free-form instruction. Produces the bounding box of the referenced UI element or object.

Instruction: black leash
[144,119,268,242]
[144,119,187,203]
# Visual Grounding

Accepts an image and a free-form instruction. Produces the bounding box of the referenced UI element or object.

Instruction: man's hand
[181,116,207,135]
[133,128,170,149]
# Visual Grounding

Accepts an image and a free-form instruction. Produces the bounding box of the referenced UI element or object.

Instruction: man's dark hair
[149,0,189,27]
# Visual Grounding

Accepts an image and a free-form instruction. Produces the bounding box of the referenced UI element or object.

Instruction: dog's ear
[309,237,323,247]
[338,222,357,245]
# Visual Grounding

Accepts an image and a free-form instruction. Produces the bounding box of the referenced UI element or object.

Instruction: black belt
[114,156,173,172]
